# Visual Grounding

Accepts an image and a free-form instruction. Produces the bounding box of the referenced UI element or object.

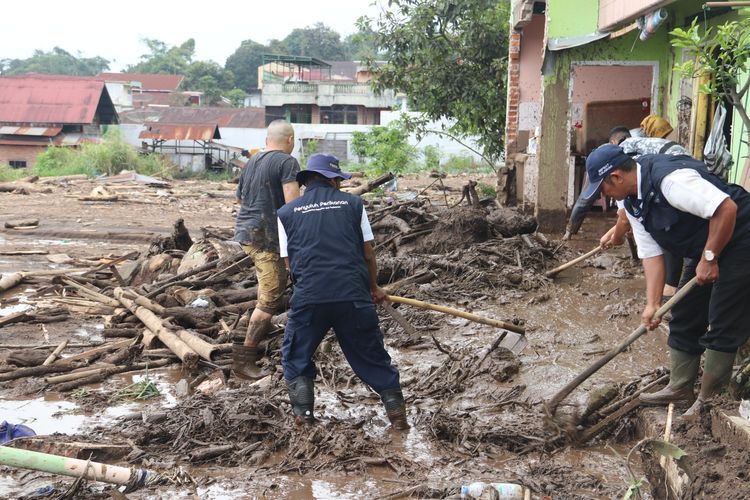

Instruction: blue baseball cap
[581,144,632,199]
[297,153,352,184]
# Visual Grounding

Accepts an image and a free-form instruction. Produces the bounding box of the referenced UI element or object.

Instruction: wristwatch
[703,249,716,262]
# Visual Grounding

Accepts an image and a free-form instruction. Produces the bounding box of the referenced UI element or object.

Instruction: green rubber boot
[683,349,736,420]
[639,349,700,406]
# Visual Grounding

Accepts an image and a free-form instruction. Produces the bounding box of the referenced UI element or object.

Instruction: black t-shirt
[234,150,300,252]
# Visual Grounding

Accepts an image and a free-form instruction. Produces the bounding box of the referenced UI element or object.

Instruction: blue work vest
[624,154,750,259]
[277,182,372,308]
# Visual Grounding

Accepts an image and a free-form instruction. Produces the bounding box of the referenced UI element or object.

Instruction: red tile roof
[97,72,184,91]
[0,76,113,125]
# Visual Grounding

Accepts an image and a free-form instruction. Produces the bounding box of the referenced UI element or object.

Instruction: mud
[1,173,742,499]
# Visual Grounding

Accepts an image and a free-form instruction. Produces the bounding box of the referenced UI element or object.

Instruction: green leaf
[622,478,643,500]
[647,439,687,459]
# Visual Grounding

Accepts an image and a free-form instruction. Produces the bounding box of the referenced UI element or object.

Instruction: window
[320,105,359,124]
[265,105,312,125]
[9,160,27,168]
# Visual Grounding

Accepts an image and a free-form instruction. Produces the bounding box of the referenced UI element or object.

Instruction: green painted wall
[546,0,599,40]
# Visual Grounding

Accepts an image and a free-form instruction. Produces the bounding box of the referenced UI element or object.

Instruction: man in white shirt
[582,144,750,418]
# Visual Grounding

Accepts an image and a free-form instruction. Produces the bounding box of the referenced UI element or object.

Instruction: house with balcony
[258,55,398,127]
[507,0,749,232]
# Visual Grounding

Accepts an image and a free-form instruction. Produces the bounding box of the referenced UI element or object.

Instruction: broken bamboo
[547,276,699,415]
[42,340,69,366]
[386,295,525,335]
[545,245,602,278]
[52,359,173,391]
[0,445,152,488]
[114,288,199,367]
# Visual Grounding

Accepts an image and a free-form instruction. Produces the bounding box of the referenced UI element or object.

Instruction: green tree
[225,88,248,107]
[671,18,750,157]
[368,0,510,162]
[225,39,267,90]
[276,23,348,59]
[351,124,416,174]
[128,38,195,75]
[0,47,109,76]
[343,19,381,60]
[183,60,235,104]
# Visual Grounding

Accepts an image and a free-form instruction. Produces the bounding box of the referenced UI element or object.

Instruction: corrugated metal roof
[0,126,62,136]
[0,76,113,125]
[97,73,184,91]
[120,107,265,129]
[139,123,220,141]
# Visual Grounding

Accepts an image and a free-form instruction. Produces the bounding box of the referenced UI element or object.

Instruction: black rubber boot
[683,349,736,420]
[380,388,409,430]
[286,376,315,425]
[640,348,699,406]
[232,343,264,380]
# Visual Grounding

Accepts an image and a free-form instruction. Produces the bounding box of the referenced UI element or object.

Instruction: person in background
[232,120,301,380]
[566,121,691,301]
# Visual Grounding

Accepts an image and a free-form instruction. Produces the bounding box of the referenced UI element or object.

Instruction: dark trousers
[668,244,750,354]
[663,250,684,289]
[281,301,400,393]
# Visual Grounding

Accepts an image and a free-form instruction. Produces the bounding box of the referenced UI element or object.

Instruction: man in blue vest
[583,144,750,417]
[276,153,408,429]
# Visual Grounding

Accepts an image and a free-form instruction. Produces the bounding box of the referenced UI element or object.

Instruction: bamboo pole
[547,276,699,415]
[176,329,219,361]
[42,340,68,366]
[0,446,152,487]
[545,245,602,278]
[0,273,23,293]
[51,359,173,391]
[386,295,525,334]
[114,288,198,367]
[0,362,81,383]
[45,364,117,384]
[64,339,133,363]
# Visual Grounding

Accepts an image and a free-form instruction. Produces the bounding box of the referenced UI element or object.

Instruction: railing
[332,84,373,95]
[281,83,318,93]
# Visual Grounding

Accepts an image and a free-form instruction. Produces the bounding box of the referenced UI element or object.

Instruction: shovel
[385,295,528,354]
[546,276,699,415]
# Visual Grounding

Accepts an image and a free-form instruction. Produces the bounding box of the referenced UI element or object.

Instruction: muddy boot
[286,376,315,425]
[232,343,264,380]
[380,388,409,430]
[232,319,272,380]
[640,349,700,406]
[683,349,735,421]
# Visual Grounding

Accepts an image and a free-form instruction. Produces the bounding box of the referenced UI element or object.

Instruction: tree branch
[422,128,498,172]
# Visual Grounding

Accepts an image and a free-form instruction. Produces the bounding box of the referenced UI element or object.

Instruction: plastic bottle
[740,399,750,420]
[460,482,525,499]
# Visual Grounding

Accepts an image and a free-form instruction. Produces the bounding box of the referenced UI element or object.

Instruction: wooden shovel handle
[386,295,525,334]
[546,276,699,414]
[545,245,603,278]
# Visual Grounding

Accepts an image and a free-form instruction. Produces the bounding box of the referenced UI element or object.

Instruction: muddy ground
[0,172,748,499]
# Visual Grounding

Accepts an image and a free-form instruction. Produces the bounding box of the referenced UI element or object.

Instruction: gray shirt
[619,137,689,156]
[234,150,300,252]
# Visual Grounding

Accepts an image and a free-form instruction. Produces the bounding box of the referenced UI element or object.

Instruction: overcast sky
[4,0,383,71]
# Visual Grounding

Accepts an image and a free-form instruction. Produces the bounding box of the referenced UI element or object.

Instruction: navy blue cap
[297,153,352,184]
[581,144,632,199]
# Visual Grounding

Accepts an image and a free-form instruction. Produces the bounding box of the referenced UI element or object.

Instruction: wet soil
[1,174,735,499]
